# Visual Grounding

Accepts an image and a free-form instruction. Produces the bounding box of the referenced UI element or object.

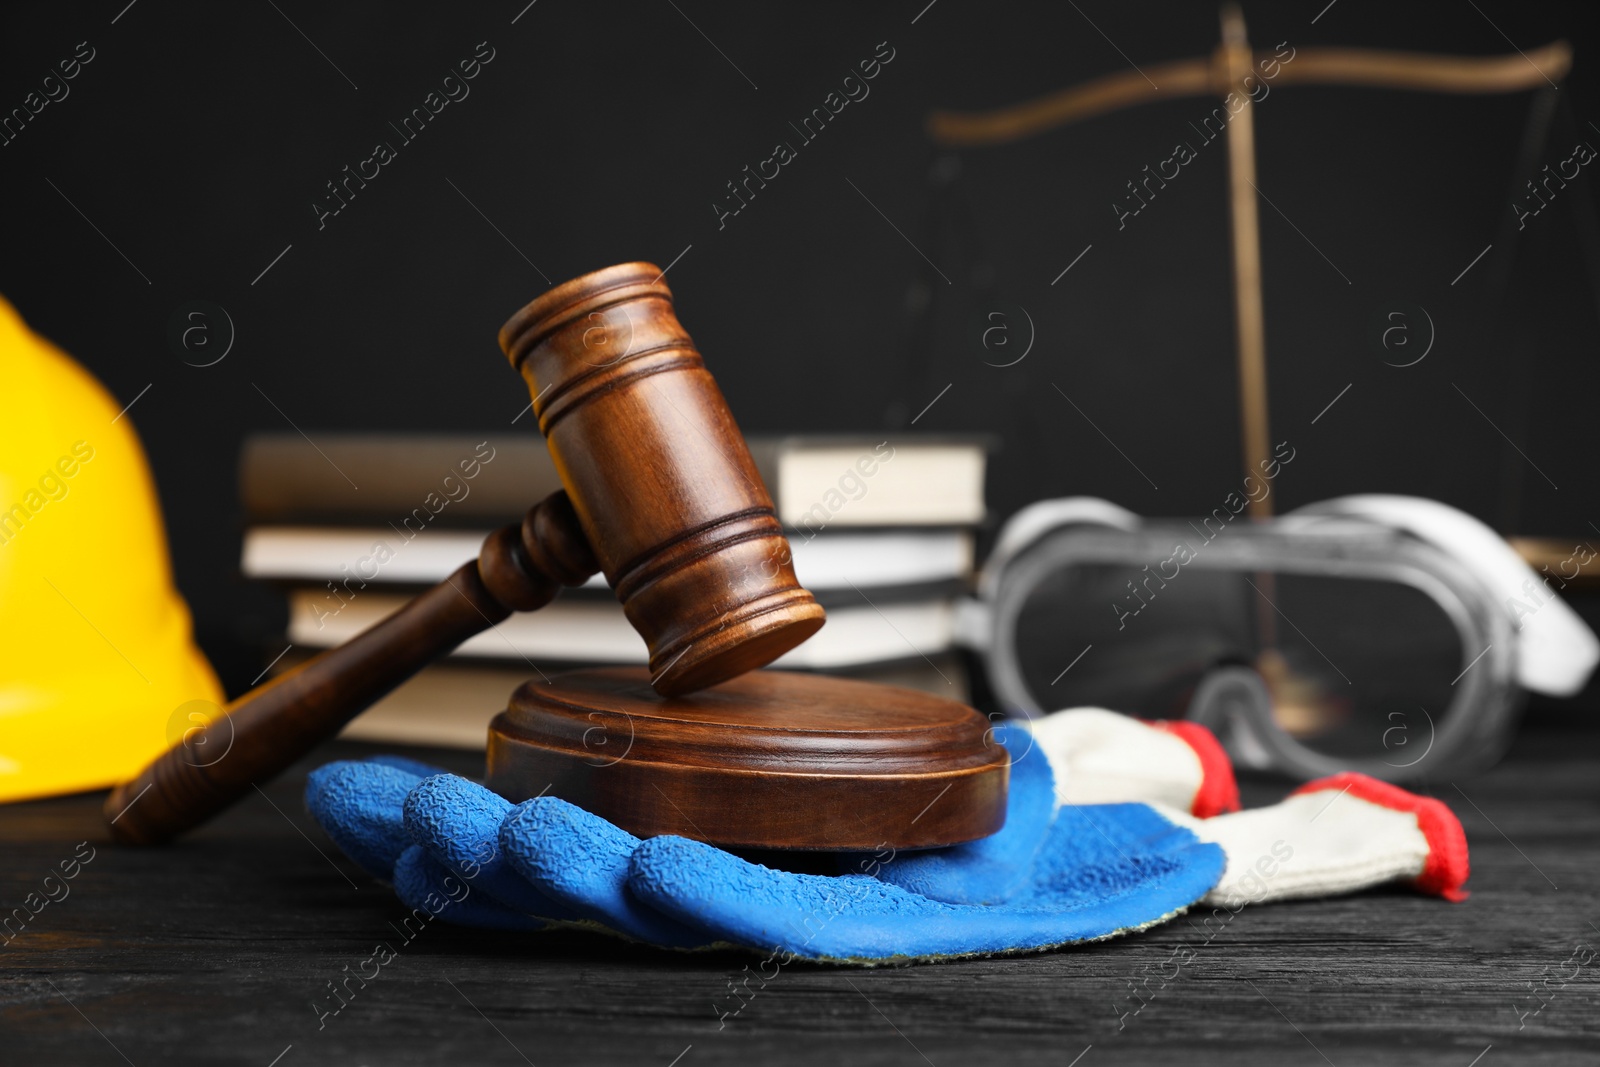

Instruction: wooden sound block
[486,668,1009,851]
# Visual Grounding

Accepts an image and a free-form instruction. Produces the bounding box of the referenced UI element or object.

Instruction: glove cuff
[1290,773,1470,901]
[1028,708,1239,817]
[1147,720,1240,817]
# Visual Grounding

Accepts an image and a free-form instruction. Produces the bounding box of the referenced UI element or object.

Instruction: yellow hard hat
[0,295,222,802]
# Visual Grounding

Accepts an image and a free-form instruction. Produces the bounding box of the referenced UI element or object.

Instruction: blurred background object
[237,431,986,745]
[962,494,1597,781]
[928,5,1591,779]
[2,0,1597,735]
[0,296,222,801]
[927,2,1568,525]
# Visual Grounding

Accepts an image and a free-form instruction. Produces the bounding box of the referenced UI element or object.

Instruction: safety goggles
[959,496,1598,781]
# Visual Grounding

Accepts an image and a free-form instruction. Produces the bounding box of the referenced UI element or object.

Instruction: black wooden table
[3,720,1596,1066]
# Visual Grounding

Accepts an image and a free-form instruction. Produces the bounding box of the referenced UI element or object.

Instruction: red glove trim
[1149,720,1240,817]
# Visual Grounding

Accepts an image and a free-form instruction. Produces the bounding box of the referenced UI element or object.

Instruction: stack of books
[240,433,988,748]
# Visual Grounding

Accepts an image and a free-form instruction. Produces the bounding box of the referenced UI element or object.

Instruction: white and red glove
[1026,709,1470,906]
[1029,707,1240,817]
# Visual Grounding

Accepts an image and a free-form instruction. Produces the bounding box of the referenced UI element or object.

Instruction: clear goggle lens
[1008,562,1464,761]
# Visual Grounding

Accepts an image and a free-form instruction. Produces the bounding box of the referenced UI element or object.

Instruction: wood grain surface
[5,722,1597,1066]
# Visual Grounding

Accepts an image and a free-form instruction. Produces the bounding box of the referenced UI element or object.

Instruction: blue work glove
[306,732,1225,962]
[304,755,712,946]
[618,735,1226,961]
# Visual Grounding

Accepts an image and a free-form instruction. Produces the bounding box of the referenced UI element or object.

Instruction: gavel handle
[105,492,597,845]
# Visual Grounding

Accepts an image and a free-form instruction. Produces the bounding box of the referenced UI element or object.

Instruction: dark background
[3,0,1597,694]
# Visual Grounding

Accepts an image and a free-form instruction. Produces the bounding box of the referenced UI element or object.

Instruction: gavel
[107,262,1005,850]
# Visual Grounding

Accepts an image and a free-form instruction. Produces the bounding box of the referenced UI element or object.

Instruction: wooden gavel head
[498,262,825,695]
